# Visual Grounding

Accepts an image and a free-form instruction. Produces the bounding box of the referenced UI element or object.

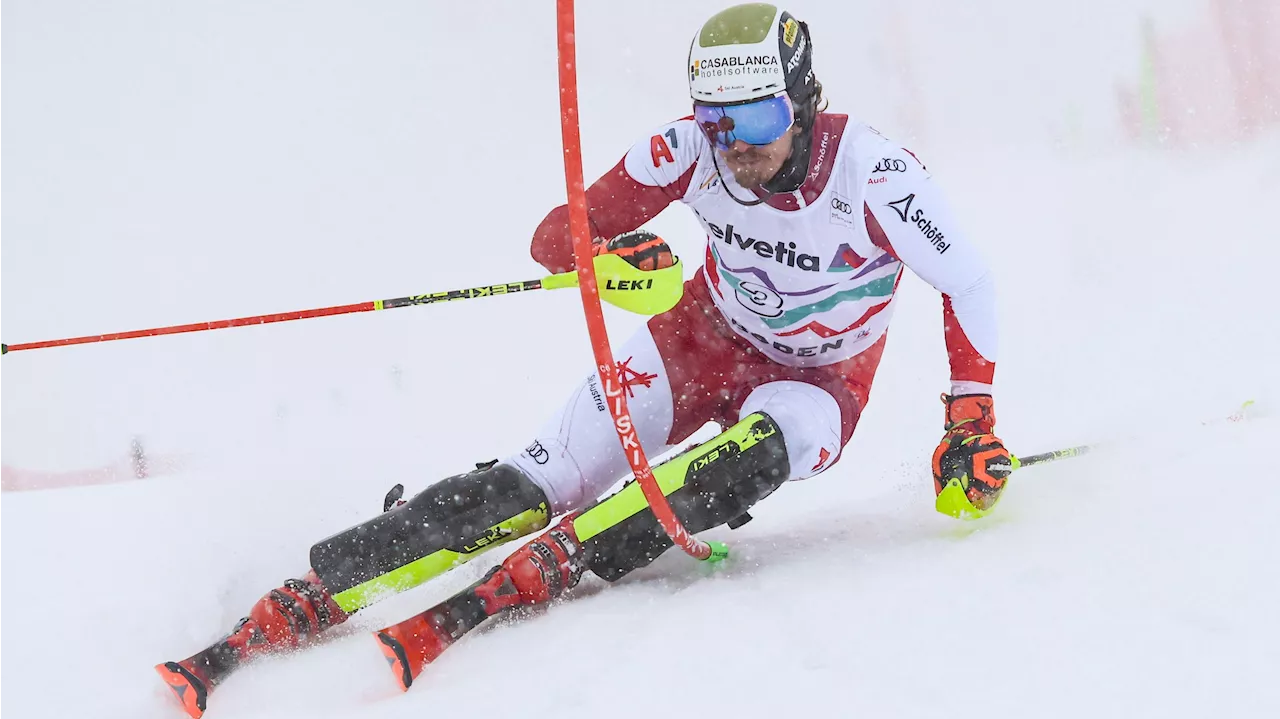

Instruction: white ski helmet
[687,3,816,110]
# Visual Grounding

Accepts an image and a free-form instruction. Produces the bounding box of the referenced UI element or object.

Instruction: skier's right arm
[530,119,702,274]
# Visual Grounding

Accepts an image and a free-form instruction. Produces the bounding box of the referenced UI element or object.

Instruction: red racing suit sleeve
[530,118,702,274]
[863,147,998,395]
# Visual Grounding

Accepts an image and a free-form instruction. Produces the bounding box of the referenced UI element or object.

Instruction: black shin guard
[573,413,790,581]
[310,463,550,612]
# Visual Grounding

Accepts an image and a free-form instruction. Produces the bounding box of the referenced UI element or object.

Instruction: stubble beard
[724,156,775,188]
[722,136,793,188]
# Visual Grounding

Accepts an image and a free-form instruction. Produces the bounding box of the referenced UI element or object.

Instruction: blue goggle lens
[694,95,794,151]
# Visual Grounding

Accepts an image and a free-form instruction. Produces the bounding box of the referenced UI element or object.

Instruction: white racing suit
[511,114,998,513]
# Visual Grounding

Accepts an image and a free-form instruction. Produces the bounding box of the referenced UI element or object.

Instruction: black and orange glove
[931,394,1014,518]
[592,230,675,271]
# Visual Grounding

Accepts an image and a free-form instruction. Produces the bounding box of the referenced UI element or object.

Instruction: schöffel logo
[808,130,831,181]
[887,194,950,254]
[887,194,914,222]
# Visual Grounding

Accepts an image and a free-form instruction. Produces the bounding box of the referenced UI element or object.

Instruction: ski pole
[1012,445,1092,470]
[1,254,683,356]
[1010,400,1257,473]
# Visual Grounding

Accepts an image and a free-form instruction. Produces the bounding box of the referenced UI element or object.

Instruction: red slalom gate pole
[554,0,718,562]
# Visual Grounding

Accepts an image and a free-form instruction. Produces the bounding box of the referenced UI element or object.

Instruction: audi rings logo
[525,440,550,465]
[829,192,856,228]
[873,158,907,173]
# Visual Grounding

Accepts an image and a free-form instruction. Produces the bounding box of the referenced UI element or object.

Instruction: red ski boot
[156,570,348,717]
[375,517,584,690]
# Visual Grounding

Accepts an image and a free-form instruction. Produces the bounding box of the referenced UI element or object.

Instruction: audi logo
[873,158,907,173]
[830,197,852,214]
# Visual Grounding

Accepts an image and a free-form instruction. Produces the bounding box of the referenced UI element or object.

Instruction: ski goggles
[694,93,795,151]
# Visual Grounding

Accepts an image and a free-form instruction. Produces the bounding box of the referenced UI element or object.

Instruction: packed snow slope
[3,2,1278,717]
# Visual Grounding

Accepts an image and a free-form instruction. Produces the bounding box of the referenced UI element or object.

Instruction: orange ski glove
[592,230,675,271]
[931,394,1014,517]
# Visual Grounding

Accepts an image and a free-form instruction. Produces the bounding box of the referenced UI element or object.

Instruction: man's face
[720,125,798,188]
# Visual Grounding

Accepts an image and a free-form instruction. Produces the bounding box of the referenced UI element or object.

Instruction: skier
[157,4,1011,715]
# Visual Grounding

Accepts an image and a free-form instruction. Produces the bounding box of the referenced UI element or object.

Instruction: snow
[3,1,1279,717]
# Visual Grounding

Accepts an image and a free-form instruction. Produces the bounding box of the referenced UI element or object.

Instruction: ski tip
[155,661,208,718]
[374,630,414,692]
